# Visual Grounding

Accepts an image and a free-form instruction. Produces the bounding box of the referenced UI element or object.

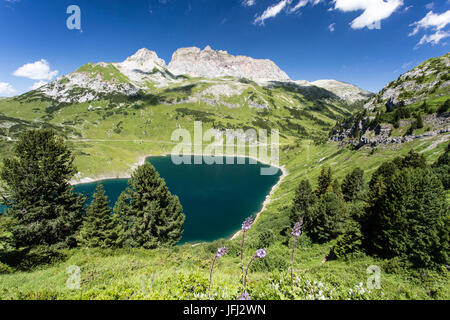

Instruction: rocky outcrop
[39,71,140,103]
[330,113,450,148]
[113,48,176,86]
[364,53,450,110]
[168,46,290,81]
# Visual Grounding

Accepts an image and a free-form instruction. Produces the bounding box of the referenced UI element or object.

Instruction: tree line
[0,129,185,264]
[290,146,449,269]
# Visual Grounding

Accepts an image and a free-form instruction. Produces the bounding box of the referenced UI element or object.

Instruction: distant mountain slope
[23,47,371,105]
[330,53,450,148]
[0,47,374,178]
[310,79,373,103]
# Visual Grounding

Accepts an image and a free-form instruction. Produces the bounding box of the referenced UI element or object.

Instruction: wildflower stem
[243,255,256,290]
[291,236,297,287]
[208,255,218,299]
[240,230,246,284]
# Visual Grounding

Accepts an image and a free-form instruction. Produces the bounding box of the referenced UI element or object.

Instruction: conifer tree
[305,192,348,243]
[290,179,316,227]
[316,167,332,197]
[0,129,85,248]
[432,143,449,189]
[114,163,185,248]
[331,178,342,198]
[366,168,449,267]
[341,168,364,202]
[78,184,122,248]
[416,112,424,129]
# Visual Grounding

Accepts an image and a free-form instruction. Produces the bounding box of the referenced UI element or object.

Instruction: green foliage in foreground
[78,184,122,249]
[0,129,85,249]
[0,243,448,300]
[365,153,449,268]
[114,163,186,249]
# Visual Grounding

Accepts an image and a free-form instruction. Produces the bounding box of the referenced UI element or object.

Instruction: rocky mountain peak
[119,48,166,72]
[168,46,290,81]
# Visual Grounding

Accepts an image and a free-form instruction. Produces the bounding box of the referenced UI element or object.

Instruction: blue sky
[0,0,449,95]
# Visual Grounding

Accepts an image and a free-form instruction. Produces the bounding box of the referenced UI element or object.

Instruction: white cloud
[253,0,322,25]
[403,5,412,12]
[409,10,450,36]
[13,59,58,80]
[409,10,450,46]
[242,0,256,6]
[417,30,450,46]
[329,22,336,32]
[425,2,434,10]
[290,0,321,13]
[254,0,289,25]
[332,0,404,29]
[29,80,48,90]
[0,82,16,95]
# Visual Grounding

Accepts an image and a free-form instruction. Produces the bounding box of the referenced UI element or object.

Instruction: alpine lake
[0,155,282,244]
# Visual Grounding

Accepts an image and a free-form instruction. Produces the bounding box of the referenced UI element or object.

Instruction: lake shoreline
[71,153,284,184]
[229,163,287,241]
[70,152,288,243]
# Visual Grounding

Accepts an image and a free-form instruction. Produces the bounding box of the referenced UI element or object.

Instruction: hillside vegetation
[0,51,449,300]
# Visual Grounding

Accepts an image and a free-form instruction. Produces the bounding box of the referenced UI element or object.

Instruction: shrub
[332,221,364,260]
[0,262,13,274]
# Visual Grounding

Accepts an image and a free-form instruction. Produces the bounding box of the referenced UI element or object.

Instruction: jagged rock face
[364,53,450,110]
[119,48,166,72]
[113,48,174,85]
[168,46,291,81]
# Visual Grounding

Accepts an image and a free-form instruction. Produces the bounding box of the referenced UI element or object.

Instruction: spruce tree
[366,168,449,267]
[305,192,348,243]
[331,178,342,198]
[416,112,424,129]
[394,149,427,169]
[78,184,122,248]
[316,167,332,197]
[114,163,185,248]
[432,143,449,189]
[341,168,364,202]
[0,129,85,248]
[290,179,316,227]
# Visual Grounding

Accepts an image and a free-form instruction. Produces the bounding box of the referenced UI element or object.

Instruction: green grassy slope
[0,55,449,300]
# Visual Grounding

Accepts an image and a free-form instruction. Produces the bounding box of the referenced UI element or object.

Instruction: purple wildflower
[291,221,303,238]
[255,249,266,259]
[238,292,251,300]
[216,247,228,258]
[241,217,253,231]
[243,249,267,291]
[290,220,303,287]
[209,246,229,298]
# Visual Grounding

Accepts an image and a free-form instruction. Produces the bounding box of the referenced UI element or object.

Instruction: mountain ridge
[28,47,372,105]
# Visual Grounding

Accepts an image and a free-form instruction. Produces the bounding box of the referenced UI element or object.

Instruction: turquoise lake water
[0,156,281,243]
